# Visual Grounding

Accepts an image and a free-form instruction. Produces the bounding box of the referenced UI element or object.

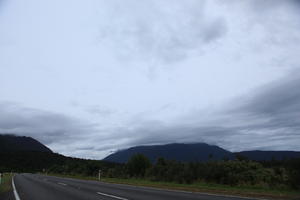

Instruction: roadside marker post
[98,170,101,181]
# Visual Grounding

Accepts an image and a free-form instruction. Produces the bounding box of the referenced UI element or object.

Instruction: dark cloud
[239,75,300,116]
[0,102,97,145]
[209,70,300,150]
[127,125,240,150]
[0,0,7,9]
[228,70,300,142]
[223,0,300,39]
[75,146,96,151]
[226,0,298,12]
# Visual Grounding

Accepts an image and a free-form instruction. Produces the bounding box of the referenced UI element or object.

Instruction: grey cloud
[250,0,300,12]
[0,101,131,158]
[99,0,227,64]
[214,70,300,150]
[223,0,300,45]
[131,126,239,148]
[0,0,7,9]
[239,75,300,116]
[228,71,300,139]
[105,118,242,153]
[225,0,298,12]
[76,146,96,151]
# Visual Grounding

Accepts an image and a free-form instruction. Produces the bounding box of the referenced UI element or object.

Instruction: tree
[127,154,151,177]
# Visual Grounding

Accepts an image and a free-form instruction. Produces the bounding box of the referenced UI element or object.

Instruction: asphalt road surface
[13,174,259,200]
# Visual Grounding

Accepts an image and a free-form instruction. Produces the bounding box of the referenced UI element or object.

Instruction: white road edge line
[58,182,67,186]
[12,176,21,200]
[97,192,128,200]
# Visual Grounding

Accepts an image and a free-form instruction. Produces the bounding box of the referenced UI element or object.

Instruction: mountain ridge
[0,134,52,153]
[1,134,300,163]
[104,143,235,163]
[104,143,300,163]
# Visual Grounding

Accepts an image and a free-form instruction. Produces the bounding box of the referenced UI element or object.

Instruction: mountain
[0,134,118,175]
[236,150,300,161]
[103,143,235,163]
[0,134,52,153]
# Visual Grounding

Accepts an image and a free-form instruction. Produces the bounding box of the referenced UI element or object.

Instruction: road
[13,174,259,200]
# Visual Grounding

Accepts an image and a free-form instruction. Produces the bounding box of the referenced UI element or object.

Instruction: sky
[1,0,300,159]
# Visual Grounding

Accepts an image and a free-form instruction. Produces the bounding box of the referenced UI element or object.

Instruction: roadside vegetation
[0,173,13,194]
[50,154,300,199]
[49,154,300,192]
[1,152,300,199]
[50,173,299,200]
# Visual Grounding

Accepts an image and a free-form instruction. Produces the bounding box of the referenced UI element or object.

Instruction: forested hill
[236,150,300,161]
[0,134,52,153]
[104,143,300,163]
[0,134,119,175]
[103,143,235,163]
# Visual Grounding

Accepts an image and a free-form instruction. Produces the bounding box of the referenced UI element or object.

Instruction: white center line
[58,182,67,186]
[97,192,128,200]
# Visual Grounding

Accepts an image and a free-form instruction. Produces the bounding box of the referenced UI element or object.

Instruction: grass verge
[48,174,300,200]
[0,173,13,194]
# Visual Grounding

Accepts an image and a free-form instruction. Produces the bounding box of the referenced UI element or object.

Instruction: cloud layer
[1,0,300,159]
[2,69,300,158]
[111,70,300,152]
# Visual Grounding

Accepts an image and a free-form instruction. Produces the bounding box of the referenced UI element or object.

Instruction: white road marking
[12,176,21,200]
[58,182,67,186]
[97,192,128,200]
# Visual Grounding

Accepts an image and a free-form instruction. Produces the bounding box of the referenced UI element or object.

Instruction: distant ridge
[236,150,300,161]
[103,143,234,163]
[104,143,300,163]
[2,134,300,163]
[0,134,52,153]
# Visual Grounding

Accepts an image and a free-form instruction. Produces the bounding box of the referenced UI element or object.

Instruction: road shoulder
[0,190,15,200]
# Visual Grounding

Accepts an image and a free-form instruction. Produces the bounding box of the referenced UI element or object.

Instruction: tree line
[105,154,300,190]
[0,152,119,176]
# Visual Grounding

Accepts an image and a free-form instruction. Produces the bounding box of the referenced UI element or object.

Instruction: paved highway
[13,174,259,200]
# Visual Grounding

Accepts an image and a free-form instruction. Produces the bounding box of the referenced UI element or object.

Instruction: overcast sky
[1,0,300,159]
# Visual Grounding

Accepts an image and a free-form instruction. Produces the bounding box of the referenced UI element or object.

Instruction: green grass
[101,178,300,199]
[0,173,13,194]
[48,174,300,200]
